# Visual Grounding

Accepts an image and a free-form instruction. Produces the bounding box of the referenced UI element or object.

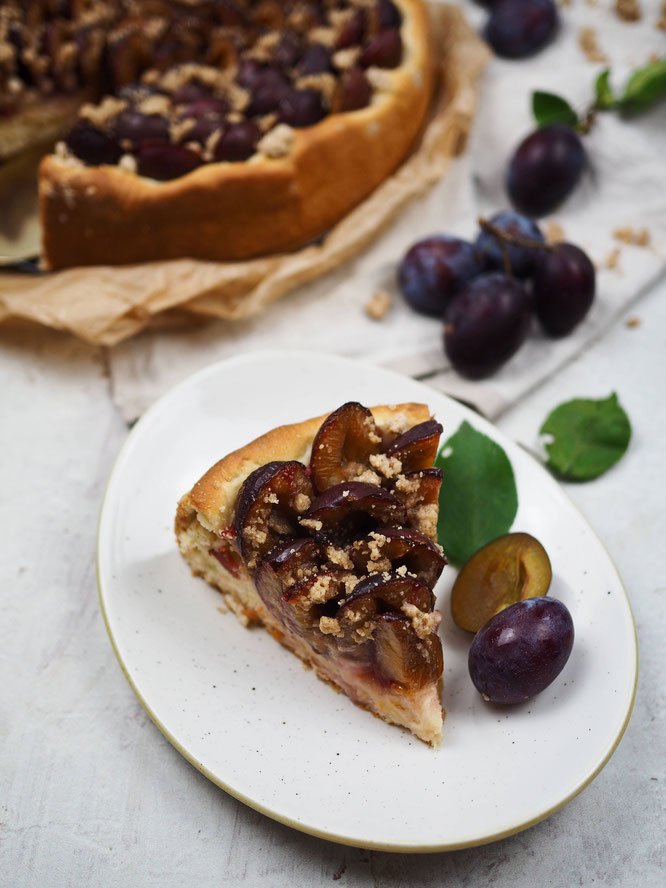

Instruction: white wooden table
[1,274,664,887]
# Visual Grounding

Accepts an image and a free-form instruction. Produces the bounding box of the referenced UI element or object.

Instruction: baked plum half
[351,527,446,587]
[310,401,382,493]
[235,461,313,567]
[384,420,443,472]
[304,481,407,545]
[373,613,443,688]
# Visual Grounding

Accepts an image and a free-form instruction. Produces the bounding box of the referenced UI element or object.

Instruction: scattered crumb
[585,0,599,6]
[625,316,641,328]
[365,289,392,321]
[606,247,622,271]
[615,0,642,21]
[578,27,608,63]
[613,226,651,246]
[559,0,572,6]
[545,220,566,243]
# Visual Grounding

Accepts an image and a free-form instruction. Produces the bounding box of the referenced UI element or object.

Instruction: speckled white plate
[97,350,637,852]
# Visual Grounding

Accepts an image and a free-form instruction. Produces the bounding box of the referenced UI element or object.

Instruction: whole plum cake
[16,0,434,268]
[175,402,447,745]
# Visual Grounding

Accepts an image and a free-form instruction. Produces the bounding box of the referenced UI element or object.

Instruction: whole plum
[507,124,585,217]
[468,597,574,704]
[443,272,532,378]
[398,236,480,317]
[485,0,559,59]
[533,242,596,336]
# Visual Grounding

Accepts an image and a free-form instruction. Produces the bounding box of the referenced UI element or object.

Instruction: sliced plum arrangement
[231,402,446,692]
[397,211,596,378]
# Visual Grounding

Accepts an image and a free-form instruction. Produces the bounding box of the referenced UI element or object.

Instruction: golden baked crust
[176,402,431,535]
[39,0,434,269]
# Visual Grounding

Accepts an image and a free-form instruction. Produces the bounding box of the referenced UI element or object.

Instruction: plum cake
[175,401,447,745]
[28,0,434,269]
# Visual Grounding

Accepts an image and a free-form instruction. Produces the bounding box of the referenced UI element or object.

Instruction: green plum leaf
[435,421,518,565]
[540,393,631,481]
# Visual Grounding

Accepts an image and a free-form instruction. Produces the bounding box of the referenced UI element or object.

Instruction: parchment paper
[0,4,488,347]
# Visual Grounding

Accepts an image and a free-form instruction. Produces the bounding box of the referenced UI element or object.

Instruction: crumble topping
[294,493,312,513]
[319,616,344,637]
[614,0,642,20]
[79,96,127,127]
[326,546,354,570]
[354,468,382,485]
[412,504,438,540]
[369,452,402,479]
[402,603,442,639]
[257,123,294,159]
[299,517,322,532]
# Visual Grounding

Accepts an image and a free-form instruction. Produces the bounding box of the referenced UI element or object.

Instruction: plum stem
[478,218,554,261]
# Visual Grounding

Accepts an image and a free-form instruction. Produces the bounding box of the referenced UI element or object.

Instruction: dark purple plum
[65,121,122,165]
[300,43,333,75]
[136,142,201,179]
[236,58,264,89]
[398,235,480,317]
[475,211,545,278]
[246,68,290,116]
[485,0,558,59]
[272,31,303,69]
[378,0,403,28]
[336,8,365,48]
[507,124,585,217]
[278,88,327,127]
[213,121,260,162]
[468,597,574,704]
[336,67,372,112]
[443,272,532,378]
[171,81,212,104]
[359,28,403,69]
[532,242,595,336]
[114,110,170,145]
[384,420,443,472]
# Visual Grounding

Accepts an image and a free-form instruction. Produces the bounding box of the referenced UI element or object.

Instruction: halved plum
[262,537,324,590]
[384,420,443,473]
[336,572,434,627]
[451,532,552,632]
[351,527,446,587]
[372,613,443,688]
[234,461,313,567]
[310,402,381,493]
[304,481,407,545]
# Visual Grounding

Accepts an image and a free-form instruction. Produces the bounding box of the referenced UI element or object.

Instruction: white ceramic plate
[97,350,637,852]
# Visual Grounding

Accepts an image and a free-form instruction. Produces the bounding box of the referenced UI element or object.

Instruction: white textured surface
[2,1,666,884]
[0,276,664,886]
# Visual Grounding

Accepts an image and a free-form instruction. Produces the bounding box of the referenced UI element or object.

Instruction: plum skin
[475,211,545,279]
[507,124,585,217]
[443,272,532,379]
[485,0,559,59]
[398,235,480,317]
[469,597,574,704]
[533,243,596,336]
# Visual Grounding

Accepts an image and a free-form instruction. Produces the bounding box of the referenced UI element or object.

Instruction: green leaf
[435,421,518,565]
[594,68,616,110]
[532,91,579,128]
[618,57,666,113]
[539,393,631,482]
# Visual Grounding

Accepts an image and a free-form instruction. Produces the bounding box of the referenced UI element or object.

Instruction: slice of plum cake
[175,402,447,745]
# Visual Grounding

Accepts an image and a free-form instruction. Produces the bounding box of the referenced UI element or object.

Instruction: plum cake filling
[2,0,407,174]
[176,402,447,744]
